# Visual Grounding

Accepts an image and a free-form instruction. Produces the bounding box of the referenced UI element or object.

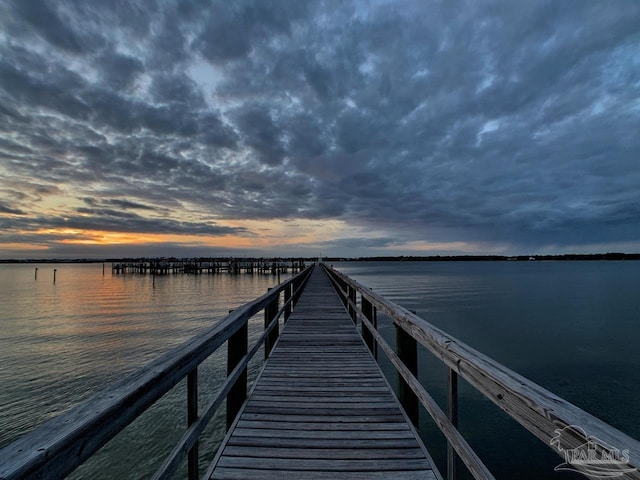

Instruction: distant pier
[111,258,306,275]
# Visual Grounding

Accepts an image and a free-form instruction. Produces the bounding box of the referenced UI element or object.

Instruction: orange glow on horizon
[0,243,49,251]
[2,218,359,255]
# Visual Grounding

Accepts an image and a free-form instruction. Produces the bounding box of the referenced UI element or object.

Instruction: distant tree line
[2,253,640,264]
[324,253,640,262]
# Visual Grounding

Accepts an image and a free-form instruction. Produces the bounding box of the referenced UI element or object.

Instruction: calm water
[1,261,639,479]
[0,263,292,479]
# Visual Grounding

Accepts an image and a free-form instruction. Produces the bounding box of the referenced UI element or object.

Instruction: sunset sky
[1,0,639,259]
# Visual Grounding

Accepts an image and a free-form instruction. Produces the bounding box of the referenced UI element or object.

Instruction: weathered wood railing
[323,264,640,480]
[0,265,314,480]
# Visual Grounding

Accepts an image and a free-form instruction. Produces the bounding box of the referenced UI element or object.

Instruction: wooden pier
[206,268,437,479]
[111,258,306,275]
[1,264,639,480]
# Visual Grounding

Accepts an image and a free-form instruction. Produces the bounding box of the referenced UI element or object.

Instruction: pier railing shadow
[0,265,314,480]
[323,264,640,480]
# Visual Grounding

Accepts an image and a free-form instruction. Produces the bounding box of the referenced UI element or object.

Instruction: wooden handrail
[323,264,640,480]
[0,265,314,480]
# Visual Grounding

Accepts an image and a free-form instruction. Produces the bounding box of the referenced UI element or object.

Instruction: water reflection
[0,263,291,479]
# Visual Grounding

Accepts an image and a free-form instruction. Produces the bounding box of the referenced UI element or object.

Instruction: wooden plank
[226,437,424,449]
[242,406,405,416]
[231,428,416,440]
[217,457,430,471]
[239,413,406,423]
[235,420,410,431]
[222,446,426,460]
[249,394,395,403]
[212,468,437,480]
[246,400,399,409]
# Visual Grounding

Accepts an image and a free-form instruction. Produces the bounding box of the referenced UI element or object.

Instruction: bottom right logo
[550,425,636,478]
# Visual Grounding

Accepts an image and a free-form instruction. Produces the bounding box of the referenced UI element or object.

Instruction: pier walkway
[206,268,437,479]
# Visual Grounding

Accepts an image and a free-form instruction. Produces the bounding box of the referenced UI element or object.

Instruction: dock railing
[323,264,640,480]
[0,265,314,480]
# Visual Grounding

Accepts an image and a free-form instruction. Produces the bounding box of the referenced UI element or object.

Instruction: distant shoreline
[1,253,639,263]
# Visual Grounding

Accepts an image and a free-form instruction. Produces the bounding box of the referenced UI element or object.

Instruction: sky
[1,0,639,259]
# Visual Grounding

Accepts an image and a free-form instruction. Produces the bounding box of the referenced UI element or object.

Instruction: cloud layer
[1,0,639,257]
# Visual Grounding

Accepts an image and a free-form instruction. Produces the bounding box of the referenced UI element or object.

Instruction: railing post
[361,296,377,359]
[396,316,419,428]
[265,288,279,359]
[226,322,247,430]
[284,283,292,322]
[293,276,301,307]
[448,367,459,480]
[337,278,347,308]
[348,286,357,323]
[187,368,198,480]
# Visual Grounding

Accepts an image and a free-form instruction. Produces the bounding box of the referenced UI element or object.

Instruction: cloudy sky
[1,0,639,259]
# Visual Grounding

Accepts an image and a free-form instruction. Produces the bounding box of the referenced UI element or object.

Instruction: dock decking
[206,268,437,480]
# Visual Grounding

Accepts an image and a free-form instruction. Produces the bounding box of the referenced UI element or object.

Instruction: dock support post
[340,279,349,310]
[447,368,459,480]
[292,276,301,307]
[187,369,198,480]
[284,283,292,322]
[362,296,377,359]
[265,289,279,359]
[396,319,419,428]
[348,286,357,323]
[227,323,247,430]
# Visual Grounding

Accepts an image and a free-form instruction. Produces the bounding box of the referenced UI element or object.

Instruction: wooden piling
[264,288,279,359]
[227,323,248,430]
[284,283,292,322]
[362,296,377,359]
[396,314,419,428]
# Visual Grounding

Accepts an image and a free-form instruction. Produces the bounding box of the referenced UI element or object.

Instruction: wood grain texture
[207,268,438,480]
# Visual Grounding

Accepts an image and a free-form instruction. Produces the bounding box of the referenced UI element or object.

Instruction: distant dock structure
[111,258,306,276]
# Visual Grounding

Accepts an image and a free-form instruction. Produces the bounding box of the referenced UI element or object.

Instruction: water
[0,263,292,479]
[1,261,639,479]
[332,260,640,479]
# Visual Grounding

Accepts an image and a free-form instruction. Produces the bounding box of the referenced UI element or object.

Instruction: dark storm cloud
[194,0,310,63]
[232,104,286,165]
[1,0,639,256]
[97,51,145,91]
[3,210,245,237]
[0,202,25,215]
[86,198,162,212]
[8,0,89,53]
[316,237,397,250]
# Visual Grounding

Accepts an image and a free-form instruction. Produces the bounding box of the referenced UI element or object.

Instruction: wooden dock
[206,268,437,479]
[111,258,306,276]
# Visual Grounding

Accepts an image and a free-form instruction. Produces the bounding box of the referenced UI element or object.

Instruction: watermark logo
[550,425,636,478]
